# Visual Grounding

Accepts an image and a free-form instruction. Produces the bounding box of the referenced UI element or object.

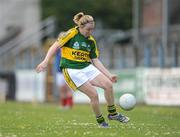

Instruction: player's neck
[79,28,88,38]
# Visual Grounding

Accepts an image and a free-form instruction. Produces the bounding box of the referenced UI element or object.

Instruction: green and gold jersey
[57,27,99,69]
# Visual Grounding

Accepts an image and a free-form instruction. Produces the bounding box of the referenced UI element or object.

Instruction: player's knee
[90,92,99,102]
[103,81,113,91]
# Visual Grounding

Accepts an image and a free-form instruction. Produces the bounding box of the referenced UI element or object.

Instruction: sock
[107,105,118,116]
[96,114,105,124]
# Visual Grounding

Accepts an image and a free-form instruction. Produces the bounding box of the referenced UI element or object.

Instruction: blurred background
[0,0,180,106]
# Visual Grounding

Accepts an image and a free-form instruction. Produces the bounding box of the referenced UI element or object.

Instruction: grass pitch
[0,102,180,137]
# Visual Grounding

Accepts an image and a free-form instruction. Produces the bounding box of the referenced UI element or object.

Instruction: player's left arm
[91,58,118,83]
[89,36,117,83]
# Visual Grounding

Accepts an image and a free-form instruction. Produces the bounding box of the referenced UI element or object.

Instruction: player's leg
[78,82,108,127]
[62,68,108,127]
[90,73,114,106]
[90,73,118,115]
[90,73,129,123]
[84,65,114,107]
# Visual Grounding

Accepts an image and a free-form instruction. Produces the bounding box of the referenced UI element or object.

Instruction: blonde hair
[73,12,94,27]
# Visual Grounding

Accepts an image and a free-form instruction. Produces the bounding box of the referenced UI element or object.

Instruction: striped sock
[96,114,105,124]
[107,105,118,116]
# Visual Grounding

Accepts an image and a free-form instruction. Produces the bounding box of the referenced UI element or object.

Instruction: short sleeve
[89,36,99,59]
[57,27,78,47]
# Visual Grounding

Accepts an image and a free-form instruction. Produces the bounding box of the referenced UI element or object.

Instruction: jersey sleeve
[89,36,99,59]
[57,27,78,47]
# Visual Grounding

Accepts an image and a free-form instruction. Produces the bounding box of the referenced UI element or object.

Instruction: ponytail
[73,12,84,26]
[73,12,94,27]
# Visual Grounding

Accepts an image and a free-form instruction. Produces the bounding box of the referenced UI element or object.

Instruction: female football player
[36,12,129,128]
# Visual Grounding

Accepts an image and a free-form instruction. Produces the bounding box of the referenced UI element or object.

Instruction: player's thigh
[90,73,112,89]
[78,81,98,99]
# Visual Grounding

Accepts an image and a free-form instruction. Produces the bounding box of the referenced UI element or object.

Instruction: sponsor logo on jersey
[72,51,89,61]
[73,42,80,49]
[61,47,90,62]
[81,42,87,47]
[87,45,91,52]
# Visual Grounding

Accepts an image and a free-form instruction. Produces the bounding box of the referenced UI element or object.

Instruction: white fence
[1,68,180,106]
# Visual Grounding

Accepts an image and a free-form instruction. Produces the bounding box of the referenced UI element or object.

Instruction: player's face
[82,22,95,37]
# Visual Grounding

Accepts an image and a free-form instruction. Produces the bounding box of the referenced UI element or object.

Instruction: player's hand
[36,60,48,73]
[110,74,118,83]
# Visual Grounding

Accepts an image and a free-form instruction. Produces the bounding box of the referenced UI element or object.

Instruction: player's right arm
[36,41,60,73]
[36,27,78,73]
